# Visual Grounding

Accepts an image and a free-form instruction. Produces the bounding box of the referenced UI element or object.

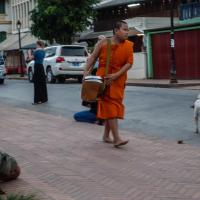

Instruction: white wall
[0,24,11,32]
[6,0,12,21]
[0,0,12,34]
[128,52,147,79]
[12,0,36,33]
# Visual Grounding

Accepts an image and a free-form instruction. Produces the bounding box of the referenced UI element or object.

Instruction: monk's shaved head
[113,21,127,34]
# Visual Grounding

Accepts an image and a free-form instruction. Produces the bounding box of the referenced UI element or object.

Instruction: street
[0,79,200,145]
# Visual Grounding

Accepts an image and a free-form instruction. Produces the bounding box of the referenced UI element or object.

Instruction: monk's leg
[108,118,129,147]
[103,120,113,143]
[107,118,120,142]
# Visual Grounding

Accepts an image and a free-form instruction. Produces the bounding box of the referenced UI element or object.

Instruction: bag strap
[105,38,111,76]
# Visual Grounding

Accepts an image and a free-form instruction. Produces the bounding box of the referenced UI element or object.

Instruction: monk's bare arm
[83,40,105,77]
[105,42,133,85]
[105,63,132,85]
[115,63,132,77]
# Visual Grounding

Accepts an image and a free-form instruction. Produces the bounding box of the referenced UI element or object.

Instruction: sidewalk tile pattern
[1,103,200,200]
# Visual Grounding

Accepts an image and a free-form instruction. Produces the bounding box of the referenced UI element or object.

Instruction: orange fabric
[96,40,134,119]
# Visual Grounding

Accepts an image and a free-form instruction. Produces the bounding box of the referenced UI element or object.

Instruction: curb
[6,76,200,88]
[126,82,200,88]
[7,78,28,81]
[6,76,28,81]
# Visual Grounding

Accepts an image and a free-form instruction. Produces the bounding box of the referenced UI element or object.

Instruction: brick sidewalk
[1,103,200,200]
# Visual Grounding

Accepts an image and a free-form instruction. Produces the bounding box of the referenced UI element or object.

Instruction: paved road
[0,79,200,145]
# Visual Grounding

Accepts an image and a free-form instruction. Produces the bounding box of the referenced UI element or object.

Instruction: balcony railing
[179,2,200,20]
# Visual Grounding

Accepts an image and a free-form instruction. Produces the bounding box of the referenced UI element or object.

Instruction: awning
[79,27,142,41]
[22,43,37,49]
[0,32,38,51]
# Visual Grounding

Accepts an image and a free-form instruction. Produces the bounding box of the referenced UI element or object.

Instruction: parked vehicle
[27,45,89,83]
[0,57,6,84]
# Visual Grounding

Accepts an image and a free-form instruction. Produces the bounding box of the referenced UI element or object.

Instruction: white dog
[194,94,200,133]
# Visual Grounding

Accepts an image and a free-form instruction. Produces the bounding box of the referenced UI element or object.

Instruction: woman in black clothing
[32,40,48,105]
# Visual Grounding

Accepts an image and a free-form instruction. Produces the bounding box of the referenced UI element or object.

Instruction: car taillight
[56,57,65,63]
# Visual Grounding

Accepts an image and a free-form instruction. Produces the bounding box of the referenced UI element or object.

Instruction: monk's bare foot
[114,140,129,148]
[103,137,113,143]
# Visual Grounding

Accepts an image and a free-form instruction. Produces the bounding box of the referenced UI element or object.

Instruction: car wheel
[28,68,33,82]
[46,68,56,83]
[78,76,83,83]
[0,79,4,84]
[57,77,65,83]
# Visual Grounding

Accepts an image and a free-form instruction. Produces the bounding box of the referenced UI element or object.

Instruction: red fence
[152,29,200,79]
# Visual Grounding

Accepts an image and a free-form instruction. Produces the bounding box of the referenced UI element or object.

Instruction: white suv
[27,45,89,83]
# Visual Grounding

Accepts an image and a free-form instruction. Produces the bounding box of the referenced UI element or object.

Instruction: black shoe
[32,101,47,105]
[32,101,42,105]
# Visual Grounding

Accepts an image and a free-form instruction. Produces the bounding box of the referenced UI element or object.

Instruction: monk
[84,20,134,147]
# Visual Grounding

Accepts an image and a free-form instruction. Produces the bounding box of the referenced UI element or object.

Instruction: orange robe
[96,40,134,119]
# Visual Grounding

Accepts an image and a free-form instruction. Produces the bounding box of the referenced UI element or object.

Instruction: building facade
[80,0,180,79]
[80,0,200,80]
[11,0,36,33]
[0,0,37,50]
[0,0,38,74]
[145,0,200,79]
[0,0,11,43]
[94,0,179,32]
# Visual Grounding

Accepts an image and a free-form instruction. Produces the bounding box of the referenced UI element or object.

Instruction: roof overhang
[0,32,38,51]
[79,27,142,41]
[79,17,175,41]
[144,22,200,33]
[95,0,145,10]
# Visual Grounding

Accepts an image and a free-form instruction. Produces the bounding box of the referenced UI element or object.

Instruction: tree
[30,0,100,44]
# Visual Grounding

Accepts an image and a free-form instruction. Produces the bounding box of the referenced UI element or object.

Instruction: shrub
[0,194,37,200]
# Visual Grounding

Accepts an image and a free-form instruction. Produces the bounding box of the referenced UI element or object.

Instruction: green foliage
[30,0,100,44]
[0,194,37,200]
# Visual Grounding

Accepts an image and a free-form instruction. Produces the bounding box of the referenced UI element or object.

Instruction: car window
[45,47,56,58]
[61,46,87,57]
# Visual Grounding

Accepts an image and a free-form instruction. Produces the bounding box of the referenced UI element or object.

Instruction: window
[0,0,5,14]
[0,32,6,43]
[45,47,56,58]
[61,46,87,57]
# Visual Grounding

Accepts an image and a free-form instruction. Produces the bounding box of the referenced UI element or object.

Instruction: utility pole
[170,0,178,83]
